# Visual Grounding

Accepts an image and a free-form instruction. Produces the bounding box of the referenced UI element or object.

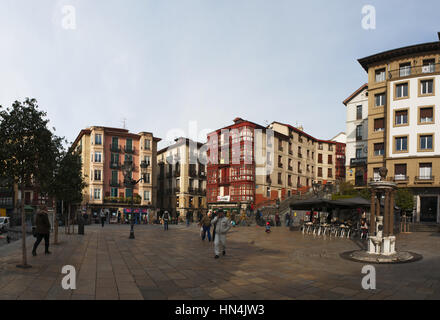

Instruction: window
[93,188,101,200]
[356,105,363,120]
[375,68,386,82]
[394,164,407,181]
[399,63,411,77]
[278,172,282,185]
[328,155,333,165]
[143,173,151,184]
[144,191,151,201]
[374,143,384,156]
[374,118,385,132]
[356,125,362,140]
[318,167,323,178]
[395,137,408,152]
[395,109,408,126]
[125,188,133,198]
[328,168,333,178]
[126,138,133,151]
[94,169,101,181]
[95,134,102,145]
[111,171,118,182]
[112,137,119,147]
[375,93,385,107]
[419,163,432,179]
[422,59,436,73]
[373,168,381,181]
[266,187,271,198]
[419,135,433,151]
[94,152,102,163]
[278,155,283,168]
[111,188,118,197]
[356,148,362,159]
[318,154,323,164]
[144,139,151,150]
[144,155,151,166]
[396,83,409,99]
[111,153,119,164]
[419,107,434,124]
[420,79,434,95]
[328,145,333,151]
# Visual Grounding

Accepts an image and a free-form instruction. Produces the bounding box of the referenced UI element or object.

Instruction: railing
[188,187,195,193]
[124,146,135,154]
[415,176,435,183]
[388,63,440,81]
[298,153,302,158]
[288,166,293,171]
[109,162,121,169]
[110,144,121,153]
[350,158,368,167]
[109,179,120,187]
[218,177,230,184]
[394,176,409,183]
[278,163,283,169]
[356,136,363,141]
[289,150,293,155]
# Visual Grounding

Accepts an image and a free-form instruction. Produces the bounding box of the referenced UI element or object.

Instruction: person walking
[32,207,51,256]
[285,211,291,227]
[100,210,106,227]
[163,210,170,231]
[186,211,190,227]
[211,209,231,259]
[200,212,212,242]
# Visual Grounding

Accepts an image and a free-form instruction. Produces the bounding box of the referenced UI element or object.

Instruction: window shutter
[420,107,433,118]
[395,164,406,175]
[374,118,384,130]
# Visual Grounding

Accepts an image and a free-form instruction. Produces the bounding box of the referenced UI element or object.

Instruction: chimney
[233,117,244,124]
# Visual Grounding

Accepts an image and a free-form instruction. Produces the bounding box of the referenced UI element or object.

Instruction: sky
[1,0,440,149]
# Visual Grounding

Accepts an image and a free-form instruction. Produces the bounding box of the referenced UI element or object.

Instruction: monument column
[389,190,395,236]
[384,190,390,237]
[370,190,376,234]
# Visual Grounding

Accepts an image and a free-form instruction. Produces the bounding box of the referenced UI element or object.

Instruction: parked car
[0,217,10,232]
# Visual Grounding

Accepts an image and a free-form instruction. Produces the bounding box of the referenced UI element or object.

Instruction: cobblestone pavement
[0,223,439,300]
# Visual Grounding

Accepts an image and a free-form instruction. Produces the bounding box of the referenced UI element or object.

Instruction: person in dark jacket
[32,207,52,256]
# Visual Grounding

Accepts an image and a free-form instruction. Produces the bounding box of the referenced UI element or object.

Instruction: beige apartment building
[157,138,207,222]
[72,126,160,220]
[358,34,440,224]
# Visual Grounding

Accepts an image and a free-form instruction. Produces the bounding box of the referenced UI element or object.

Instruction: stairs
[257,191,315,221]
[412,223,439,233]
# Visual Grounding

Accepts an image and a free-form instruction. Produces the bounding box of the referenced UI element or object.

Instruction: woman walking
[32,207,51,256]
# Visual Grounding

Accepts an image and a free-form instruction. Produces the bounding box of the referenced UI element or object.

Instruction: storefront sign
[217,196,231,202]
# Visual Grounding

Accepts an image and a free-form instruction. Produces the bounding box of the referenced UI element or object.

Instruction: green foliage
[334,181,370,200]
[0,98,62,193]
[395,188,414,212]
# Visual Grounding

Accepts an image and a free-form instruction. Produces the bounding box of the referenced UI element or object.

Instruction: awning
[290,197,371,210]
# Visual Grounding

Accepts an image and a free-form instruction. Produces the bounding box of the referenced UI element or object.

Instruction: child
[265,221,271,233]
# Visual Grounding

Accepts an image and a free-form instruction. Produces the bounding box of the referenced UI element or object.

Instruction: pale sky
[1,0,440,149]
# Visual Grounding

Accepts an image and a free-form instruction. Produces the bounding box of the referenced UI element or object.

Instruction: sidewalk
[0,223,439,300]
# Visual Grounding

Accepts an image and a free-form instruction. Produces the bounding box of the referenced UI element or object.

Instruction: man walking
[32,207,51,256]
[200,212,212,242]
[100,210,106,227]
[163,210,170,231]
[211,209,231,259]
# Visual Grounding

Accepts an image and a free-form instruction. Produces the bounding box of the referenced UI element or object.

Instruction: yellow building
[157,138,207,222]
[358,34,440,224]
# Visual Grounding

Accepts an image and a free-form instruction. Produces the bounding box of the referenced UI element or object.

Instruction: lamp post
[122,159,149,239]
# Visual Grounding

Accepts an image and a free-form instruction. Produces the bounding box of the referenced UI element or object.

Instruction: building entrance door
[420,197,438,223]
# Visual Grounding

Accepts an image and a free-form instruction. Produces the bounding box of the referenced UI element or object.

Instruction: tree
[50,148,86,238]
[395,188,414,213]
[0,98,63,268]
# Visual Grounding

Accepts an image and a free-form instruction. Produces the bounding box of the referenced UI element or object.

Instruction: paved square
[0,223,439,300]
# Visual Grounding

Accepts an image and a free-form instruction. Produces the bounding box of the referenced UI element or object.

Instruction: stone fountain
[342,168,422,264]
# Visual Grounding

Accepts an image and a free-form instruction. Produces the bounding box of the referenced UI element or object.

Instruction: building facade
[358,36,440,224]
[206,118,346,212]
[72,126,160,220]
[343,84,369,186]
[157,138,207,222]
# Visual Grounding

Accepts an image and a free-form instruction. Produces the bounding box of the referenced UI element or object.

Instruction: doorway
[420,197,438,223]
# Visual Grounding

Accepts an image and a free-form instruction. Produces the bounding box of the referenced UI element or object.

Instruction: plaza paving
[0,223,439,300]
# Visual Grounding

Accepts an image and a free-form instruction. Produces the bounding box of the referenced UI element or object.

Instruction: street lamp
[122,159,149,239]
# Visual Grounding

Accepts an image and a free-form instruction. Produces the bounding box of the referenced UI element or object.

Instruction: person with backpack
[211,209,231,259]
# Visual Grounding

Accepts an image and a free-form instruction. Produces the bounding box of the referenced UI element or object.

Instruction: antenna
[122,118,127,129]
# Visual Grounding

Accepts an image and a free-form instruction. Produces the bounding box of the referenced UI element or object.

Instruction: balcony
[278,163,283,169]
[197,188,206,196]
[109,179,120,187]
[288,149,293,156]
[124,146,135,154]
[266,176,272,184]
[415,176,435,184]
[288,166,293,172]
[350,158,367,167]
[298,169,303,174]
[109,162,121,170]
[394,176,409,184]
[356,136,363,141]
[218,177,230,185]
[188,187,195,194]
[298,153,303,159]
[110,144,121,153]
[388,63,440,81]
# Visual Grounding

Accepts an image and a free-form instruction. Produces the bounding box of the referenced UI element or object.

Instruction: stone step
[413,224,439,233]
